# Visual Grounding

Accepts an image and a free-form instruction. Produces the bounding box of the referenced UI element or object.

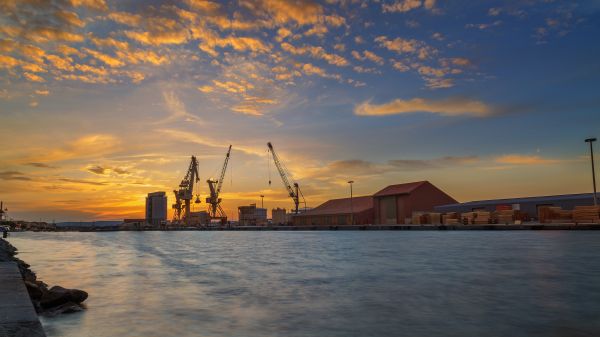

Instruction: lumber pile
[429,213,441,225]
[460,211,491,225]
[442,212,459,225]
[412,212,426,225]
[473,211,491,224]
[411,212,442,225]
[538,206,572,223]
[494,210,516,224]
[573,206,600,223]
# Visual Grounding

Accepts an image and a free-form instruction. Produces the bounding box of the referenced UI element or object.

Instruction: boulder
[42,302,84,317]
[40,286,88,309]
[24,280,44,300]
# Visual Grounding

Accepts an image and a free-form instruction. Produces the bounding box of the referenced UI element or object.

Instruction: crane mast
[206,145,232,222]
[172,156,200,226]
[267,142,300,214]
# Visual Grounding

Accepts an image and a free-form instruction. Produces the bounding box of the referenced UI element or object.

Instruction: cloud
[383,0,422,13]
[87,165,107,175]
[388,156,479,170]
[158,129,264,156]
[25,134,122,163]
[0,171,31,181]
[281,42,349,67]
[25,162,57,168]
[23,72,45,82]
[58,178,107,186]
[84,48,125,67]
[159,91,204,125]
[86,165,131,175]
[354,97,492,117]
[494,155,561,165]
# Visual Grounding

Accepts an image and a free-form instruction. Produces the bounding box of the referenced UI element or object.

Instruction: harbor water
[8,231,600,337]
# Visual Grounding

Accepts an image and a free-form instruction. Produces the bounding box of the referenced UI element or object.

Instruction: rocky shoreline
[0,238,88,317]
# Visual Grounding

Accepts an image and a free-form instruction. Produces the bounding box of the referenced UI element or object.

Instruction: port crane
[206,145,232,223]
[172,155,200,226]
[267,142,305,214]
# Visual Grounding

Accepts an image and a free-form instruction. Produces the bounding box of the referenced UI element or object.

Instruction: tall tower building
[146,192,167,226]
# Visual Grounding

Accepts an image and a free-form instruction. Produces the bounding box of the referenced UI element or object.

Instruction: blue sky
[0,0,599,221]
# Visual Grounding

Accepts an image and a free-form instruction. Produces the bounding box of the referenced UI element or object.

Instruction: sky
[1,0,599,222]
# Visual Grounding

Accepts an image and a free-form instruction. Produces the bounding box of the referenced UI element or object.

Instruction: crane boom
[267,142,300,214]
[206,145,232,221]
[216,145,232,196]
[173,156,200,225]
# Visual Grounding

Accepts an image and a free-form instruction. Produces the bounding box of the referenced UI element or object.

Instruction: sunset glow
[1,0,598,221]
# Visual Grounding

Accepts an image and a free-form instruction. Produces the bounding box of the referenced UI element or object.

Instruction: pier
[0,262,46,337]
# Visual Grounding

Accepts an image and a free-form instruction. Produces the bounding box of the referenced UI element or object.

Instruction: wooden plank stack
[573,206,600,223]
[442,212,459,225]
[473,211,491,224]
[460,212,476,225]
[411,212,426,225]
[411,212,442,225]
[538,206,573,223]
[494,210,516,224]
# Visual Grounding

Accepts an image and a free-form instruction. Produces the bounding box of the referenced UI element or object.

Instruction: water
[7,231,600,337]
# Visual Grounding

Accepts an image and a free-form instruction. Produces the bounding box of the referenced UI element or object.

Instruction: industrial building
[189,211,210,226]
[272,208,290,225]
[434,193,596,220]
[146,192,167,226]
[374,181,457,224]
[293,196,373,226]
[293,181,456,226]
[238,204,267,226]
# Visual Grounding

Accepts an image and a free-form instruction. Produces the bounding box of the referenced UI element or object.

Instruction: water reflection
[9,231,600,337]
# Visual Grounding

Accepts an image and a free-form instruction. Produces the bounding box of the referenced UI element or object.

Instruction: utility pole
[348,180,354,225]
[585,138,597,206]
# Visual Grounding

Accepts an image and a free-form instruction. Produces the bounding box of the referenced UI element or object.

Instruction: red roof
[373,181,428,197]
[298,196,373,216]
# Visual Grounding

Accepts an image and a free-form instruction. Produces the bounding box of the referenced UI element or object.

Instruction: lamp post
[348,180,354,225]
[260,195,264,209]
[585,138,597,206]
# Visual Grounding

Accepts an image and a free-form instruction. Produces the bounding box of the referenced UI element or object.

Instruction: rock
[42,302,84,317]
[24,280,44,300]
[40,286,88,309]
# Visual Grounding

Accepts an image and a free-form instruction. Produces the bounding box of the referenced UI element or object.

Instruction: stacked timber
[442,212,459,225]
[460,211,492,225]
[473,211,491,224]
[412,212,426,225]
[411,212,441,225]
[429,213,441,225]
[573,206,600,223]
[538,206,573,223]
[460,212,476,225]
[494,210,516,224]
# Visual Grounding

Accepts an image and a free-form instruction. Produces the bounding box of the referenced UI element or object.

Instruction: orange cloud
[23,72,45,82]
[354,97,492,117]
[84,48,125,67]
[494,155,561,165]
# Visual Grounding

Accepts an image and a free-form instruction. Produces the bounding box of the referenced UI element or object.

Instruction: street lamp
[348,180,354,225]
[260,195,264,209]
[585,138,597,206]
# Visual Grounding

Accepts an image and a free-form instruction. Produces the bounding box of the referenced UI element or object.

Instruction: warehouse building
[373,181,457,224]
[293,181,456,226]
[434,193,596,220]
[293,196,373,226]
